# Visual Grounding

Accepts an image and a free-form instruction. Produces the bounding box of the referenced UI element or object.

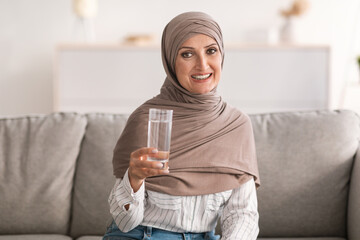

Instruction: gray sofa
[0,110,359,240]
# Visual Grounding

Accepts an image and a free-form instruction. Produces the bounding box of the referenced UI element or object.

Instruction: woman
[104,11,260,240]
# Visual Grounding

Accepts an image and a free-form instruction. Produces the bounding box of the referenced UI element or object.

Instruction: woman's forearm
[128,168,145,193]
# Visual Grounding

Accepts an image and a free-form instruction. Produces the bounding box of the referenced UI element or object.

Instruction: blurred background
[1,0,360,116]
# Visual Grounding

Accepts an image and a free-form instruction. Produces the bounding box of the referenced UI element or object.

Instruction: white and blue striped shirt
[108,169,259,240]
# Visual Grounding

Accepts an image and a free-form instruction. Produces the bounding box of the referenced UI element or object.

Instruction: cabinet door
[55,47,165,113]
[219,47,329,113]
[55,46,329,114]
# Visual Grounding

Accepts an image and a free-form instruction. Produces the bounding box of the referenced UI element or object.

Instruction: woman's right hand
[128,147,170,192]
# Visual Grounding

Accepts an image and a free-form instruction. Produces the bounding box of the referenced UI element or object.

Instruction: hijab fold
[113,12,260,196]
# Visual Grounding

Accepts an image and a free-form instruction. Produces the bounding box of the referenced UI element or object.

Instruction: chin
[193,87,212,94]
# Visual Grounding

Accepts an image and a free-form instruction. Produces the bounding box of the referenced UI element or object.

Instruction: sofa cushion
[0,235,72,240]
[251,110,360,237]
[75,237,102,240]
[348,145,360,240]
[70,113,128,238]
[0,113,86,235]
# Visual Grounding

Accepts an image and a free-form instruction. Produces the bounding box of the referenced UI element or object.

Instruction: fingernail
[151,149,158,153]
[155,163,163,168]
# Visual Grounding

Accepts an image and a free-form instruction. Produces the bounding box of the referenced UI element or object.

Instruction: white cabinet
[54,44,330,114]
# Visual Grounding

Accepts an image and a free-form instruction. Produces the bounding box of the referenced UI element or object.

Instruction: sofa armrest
[348,143,360,240]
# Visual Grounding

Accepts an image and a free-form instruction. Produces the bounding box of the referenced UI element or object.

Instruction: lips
[191,73,212,81]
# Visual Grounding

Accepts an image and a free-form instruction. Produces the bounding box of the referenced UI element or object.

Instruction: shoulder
[127,106,147,123]
[223,102,251,121]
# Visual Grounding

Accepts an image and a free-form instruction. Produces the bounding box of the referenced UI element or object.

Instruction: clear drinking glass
[147,108,173,168]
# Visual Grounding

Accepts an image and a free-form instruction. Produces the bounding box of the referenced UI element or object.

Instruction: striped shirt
[108,169,259,240]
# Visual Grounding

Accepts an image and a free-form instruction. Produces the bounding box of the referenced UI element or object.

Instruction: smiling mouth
[191,73,212,80]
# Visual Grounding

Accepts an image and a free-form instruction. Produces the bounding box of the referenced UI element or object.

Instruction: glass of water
[147,108,173,168]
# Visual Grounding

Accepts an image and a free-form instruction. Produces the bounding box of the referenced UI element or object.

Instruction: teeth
[191,73,211,80]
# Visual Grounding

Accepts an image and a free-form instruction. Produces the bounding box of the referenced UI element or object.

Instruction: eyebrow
[179,43,218,50]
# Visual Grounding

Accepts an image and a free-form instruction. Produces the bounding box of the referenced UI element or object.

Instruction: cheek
[175,60,190,88]
[176,60,191,78]
[213,60,222,79]
[174,59,181,78]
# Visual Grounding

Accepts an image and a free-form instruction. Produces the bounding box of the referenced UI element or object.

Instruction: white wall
[1,0,359,115]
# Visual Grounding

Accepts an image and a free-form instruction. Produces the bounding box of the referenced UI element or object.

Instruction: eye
[181,51,193,58]
[207,48,217,55]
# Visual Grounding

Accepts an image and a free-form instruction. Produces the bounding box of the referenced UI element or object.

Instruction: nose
[195,53,209,70]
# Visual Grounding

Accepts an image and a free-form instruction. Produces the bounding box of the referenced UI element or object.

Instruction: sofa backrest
[1,110,359,238]
[0,113,86,235]
[251,110,360,238]
[69,113,128,238]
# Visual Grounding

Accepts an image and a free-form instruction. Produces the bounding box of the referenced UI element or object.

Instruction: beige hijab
[113,12,260,196]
